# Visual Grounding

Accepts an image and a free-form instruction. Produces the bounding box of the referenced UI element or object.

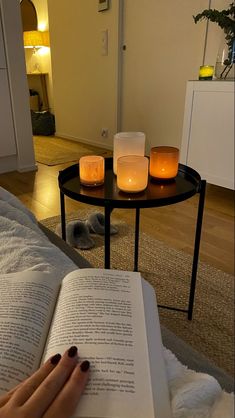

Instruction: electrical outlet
[101,128,109,138]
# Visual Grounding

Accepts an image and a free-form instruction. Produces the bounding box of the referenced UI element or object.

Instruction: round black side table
[58,157,206,320]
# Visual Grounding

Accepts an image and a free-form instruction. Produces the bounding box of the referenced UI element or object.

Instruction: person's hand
[0,346,90,418]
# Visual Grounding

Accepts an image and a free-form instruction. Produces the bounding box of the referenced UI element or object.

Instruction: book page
[0,271,60,395]
[42,269,156,418]
[142,280,172,418]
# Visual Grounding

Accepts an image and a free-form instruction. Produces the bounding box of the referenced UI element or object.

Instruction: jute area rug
[33,136,112,166]
[41,209,234,376]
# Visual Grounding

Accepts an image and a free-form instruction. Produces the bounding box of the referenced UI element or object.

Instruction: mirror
[20,0,37,31]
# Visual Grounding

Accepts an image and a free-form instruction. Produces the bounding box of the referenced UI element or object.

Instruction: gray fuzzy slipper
[85,212,118,235]
[55,220,95,250]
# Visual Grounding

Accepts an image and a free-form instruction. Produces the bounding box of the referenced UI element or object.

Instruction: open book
[0,268,171,417]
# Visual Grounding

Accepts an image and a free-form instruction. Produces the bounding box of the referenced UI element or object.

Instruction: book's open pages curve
[142,279,172,417]
[42,268,171,418]
[0,271,60,394]
[0,268,171,418]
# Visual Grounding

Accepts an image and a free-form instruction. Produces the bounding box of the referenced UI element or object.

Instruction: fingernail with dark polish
[68,346,78,358]
[80,360,90,372]
[51,353,61,365]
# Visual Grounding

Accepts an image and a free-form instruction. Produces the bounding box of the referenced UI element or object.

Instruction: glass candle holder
[79,155,104,187]
[117,155,149,193]
[150,146,179,180]
[199,65,214,80]
[113,132,146,175]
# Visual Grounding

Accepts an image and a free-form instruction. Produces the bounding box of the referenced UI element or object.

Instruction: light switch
[101,30,108,56]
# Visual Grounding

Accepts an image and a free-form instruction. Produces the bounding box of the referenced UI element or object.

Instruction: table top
[58,158,202,209]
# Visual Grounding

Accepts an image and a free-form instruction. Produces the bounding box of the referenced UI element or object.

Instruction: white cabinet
[181,81,234,190]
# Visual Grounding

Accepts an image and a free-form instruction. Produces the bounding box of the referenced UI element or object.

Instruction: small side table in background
[58,158,206,320]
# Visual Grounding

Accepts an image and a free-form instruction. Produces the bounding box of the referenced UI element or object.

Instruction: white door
[0,69,16,157]
[0,11,6,68]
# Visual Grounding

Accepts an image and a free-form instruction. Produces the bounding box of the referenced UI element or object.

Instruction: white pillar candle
[79,155,104,187]
[113,132,146,175]
[117,155,149,193]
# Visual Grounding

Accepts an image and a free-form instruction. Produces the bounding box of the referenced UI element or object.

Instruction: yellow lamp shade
[41,31,50,47]
[23,30,50,48]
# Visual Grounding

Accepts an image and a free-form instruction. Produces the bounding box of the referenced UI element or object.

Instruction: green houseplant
[193,2,235,79]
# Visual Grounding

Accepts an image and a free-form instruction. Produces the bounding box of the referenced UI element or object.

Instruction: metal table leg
[134,208,140,271]
[60,191,66,241]
[104,205,111,269]
[187,180,206,320]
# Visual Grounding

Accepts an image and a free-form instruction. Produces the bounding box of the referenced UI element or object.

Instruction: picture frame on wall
[98,0,109,12]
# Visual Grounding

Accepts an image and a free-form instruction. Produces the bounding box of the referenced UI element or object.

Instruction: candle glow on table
[150,146,179,180]
[199,65,214,80]
[113,132,145,175]
[79,155,104,187]
[117,155,149,193]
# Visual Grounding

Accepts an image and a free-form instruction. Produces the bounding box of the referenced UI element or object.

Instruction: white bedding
[0,187,75,278]
[0,186,233,418]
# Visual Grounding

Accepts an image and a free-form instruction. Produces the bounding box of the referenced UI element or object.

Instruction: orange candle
[150,146,179,179]
[79,155,104,186]
[117,155,149,193]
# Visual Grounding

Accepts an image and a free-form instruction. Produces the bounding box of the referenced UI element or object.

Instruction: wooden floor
[0,159,234,275]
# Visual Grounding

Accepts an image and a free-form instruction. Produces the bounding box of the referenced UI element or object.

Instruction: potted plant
[193,2,235,79]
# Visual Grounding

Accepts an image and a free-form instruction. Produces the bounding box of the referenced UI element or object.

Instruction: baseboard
[55,132,113,151]
[18,163,38,173]
[0,156,38,174]
[0,155,17,174]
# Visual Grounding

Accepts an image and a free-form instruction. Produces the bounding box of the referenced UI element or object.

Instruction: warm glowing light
[37,47,50,56]
[117,155,149,193]
[79,155,104,187]
[38,22,47,31]
[150,146,179,180]
[199,65,214,80]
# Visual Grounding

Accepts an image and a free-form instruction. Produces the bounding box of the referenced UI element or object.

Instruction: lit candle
[79,155,104,187]
[113,132,146,175]
[199,65,214,80]
[117,155,149,193]
[150,146,179,180]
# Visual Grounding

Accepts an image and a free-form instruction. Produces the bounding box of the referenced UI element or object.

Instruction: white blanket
[0,187,75,278]
[0,186,233,418]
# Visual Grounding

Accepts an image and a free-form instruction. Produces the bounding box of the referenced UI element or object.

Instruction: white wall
[47,0,120,148]
[204,0,231,65]
[46,0,231,152]
[121,0,208,152]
